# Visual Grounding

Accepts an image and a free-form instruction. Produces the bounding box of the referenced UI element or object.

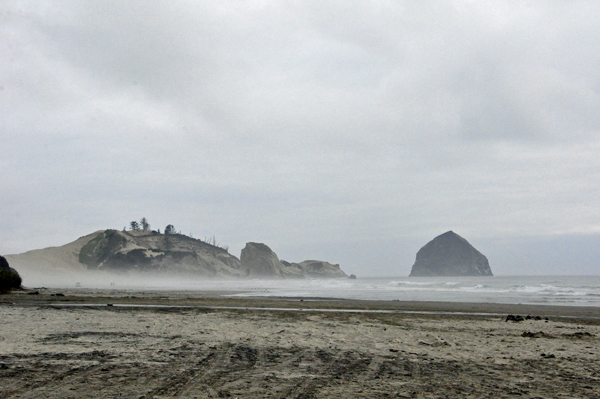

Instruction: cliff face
[240,242,282,277]
[241,243,349,279]
[409,231,493,277]
[78,230,243,277]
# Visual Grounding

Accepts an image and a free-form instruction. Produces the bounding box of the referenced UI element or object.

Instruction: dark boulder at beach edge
[409,231,493,277]
[0,255,22,290]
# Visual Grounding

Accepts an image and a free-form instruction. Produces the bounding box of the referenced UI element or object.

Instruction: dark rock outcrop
[0,255,22,290]
[78,230,243,277]
[409,231,493,277]
[0,255,10,271]
[241,243,282,277]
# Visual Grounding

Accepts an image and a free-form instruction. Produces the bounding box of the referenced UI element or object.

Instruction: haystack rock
[240,242,282,277]
[409,231,493,277]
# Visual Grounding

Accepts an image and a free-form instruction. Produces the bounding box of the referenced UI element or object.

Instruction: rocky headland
[78,230,241,277]
[409,231,493,277]
[6,229,348,281]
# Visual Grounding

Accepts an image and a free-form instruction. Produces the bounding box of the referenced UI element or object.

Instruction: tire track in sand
[275,349,372,399]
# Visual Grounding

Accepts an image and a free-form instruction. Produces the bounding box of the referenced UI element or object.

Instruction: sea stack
[240,242,282,277]
[409,231,493,277]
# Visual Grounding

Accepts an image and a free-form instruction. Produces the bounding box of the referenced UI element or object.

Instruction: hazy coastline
[11,274,600,308]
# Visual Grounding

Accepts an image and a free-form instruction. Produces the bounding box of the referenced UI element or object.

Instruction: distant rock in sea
[409,231,493,277]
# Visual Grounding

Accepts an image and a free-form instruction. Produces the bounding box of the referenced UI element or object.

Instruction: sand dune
[5,232,102,276]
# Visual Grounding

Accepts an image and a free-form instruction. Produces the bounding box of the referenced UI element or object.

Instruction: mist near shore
[16,266,600,307]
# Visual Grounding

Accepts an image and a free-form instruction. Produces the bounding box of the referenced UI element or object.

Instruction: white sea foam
[45,274,600,307]
[222,276,600,306]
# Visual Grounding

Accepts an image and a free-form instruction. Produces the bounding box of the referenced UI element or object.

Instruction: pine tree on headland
[130,221,140,231]
[164,224,176,235]
[140,217,150,231]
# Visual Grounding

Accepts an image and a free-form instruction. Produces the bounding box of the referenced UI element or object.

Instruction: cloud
[2,1,600,275]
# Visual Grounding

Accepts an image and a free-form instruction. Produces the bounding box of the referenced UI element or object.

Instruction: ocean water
[129,275,600,307]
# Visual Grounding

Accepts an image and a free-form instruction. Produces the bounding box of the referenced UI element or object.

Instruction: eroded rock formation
[240,242,283,277]
[78,230,243,277]
[7,231,349,280]
[297,260,348,278]
[241,243,348,279]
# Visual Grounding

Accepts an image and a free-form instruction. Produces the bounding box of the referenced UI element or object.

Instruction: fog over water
[3,1,600,277]
[22,268,600,307]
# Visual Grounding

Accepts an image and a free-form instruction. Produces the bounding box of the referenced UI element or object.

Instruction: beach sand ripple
[1,290,600,398]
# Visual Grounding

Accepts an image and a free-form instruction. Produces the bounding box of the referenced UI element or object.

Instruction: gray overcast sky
[2,1,600,276]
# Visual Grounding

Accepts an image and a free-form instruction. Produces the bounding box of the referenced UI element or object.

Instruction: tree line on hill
[123,218,228,252]
[124,217,177,235]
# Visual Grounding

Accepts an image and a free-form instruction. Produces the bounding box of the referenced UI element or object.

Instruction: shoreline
[4,288,600,321]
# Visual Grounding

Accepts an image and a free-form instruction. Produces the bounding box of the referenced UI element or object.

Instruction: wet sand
[2,288,600,398]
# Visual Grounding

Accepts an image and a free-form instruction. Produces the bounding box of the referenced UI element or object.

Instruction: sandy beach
[1,289,600,398]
